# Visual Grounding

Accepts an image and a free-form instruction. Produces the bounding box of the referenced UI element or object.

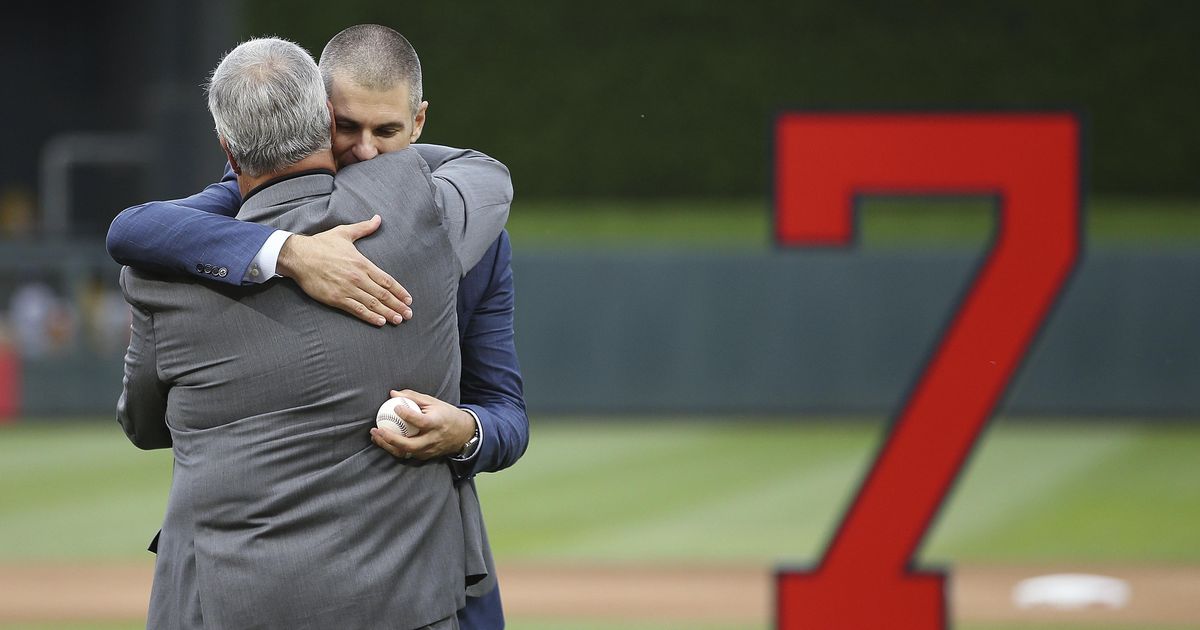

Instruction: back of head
[319,24,423,115]
[207,37,331,177]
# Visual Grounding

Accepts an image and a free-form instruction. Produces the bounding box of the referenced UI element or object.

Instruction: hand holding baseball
[370,389,477,461]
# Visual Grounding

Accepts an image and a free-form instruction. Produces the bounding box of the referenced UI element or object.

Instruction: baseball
[375,396,421,437]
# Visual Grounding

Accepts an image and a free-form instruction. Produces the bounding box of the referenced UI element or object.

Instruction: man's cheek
[382,137,411,153]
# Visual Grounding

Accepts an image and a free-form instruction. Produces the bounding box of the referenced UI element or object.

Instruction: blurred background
[1,1,1198,629]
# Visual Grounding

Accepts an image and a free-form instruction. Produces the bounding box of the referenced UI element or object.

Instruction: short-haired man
[119,37,504,629]
[108,25,526,629]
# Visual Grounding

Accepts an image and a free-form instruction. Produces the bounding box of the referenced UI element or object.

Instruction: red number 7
[773,113,1082,629]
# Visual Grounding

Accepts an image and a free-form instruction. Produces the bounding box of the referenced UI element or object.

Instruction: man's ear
[410,101,428,143]
[327,100,337,140]
[219,137,242,175]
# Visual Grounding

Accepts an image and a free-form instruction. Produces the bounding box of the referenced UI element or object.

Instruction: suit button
[203,264,213,274]
[196,264,205,273]
[217,267,228,278]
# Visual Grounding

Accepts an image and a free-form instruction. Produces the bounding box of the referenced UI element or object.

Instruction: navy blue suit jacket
[107,158,526,629]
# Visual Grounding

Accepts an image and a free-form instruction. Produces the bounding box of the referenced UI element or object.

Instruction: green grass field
[4,418,1199,565]
[482,419,1200,565]
[2,418,1198,629]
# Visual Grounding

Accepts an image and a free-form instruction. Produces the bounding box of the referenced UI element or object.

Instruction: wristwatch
[458,421,481,459]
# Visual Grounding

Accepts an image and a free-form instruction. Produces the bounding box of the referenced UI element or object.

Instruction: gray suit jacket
[118,148,503,630]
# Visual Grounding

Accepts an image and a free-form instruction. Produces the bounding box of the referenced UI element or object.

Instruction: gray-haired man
[110,25,526,629]
[118,37,504,629]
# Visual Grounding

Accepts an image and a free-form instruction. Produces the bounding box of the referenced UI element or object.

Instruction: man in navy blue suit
[107,25,527,629]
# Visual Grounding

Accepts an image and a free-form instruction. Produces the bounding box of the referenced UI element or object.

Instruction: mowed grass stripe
[477,424,739,553]
[477,421,712,488]
[0,422,149,476]
[479,422,883,557]
[0,424,172,561]
[547,451,870,563]
[1,449,170,512]
[922,423,1140,560]
[3,420,1199,564]
[0,484,168,560]
[950,424,1200,561]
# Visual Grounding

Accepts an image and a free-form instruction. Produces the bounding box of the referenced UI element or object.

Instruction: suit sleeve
[450,232,529,479]
[414,144,512,276]
[116,268,172,450]
[105,163,273,285]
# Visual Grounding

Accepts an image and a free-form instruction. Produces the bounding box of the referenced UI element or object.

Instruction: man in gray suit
[118,37,505,629]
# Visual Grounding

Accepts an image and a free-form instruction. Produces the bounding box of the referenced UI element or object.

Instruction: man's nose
[353,138,379,161]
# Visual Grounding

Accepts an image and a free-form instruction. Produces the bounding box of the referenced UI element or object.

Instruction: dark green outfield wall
[244,1,1200,197]
[510,248,1200,417]
[15,244,1200,418]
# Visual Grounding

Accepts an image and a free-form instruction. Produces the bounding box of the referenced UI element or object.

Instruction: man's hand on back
[370,389,477,460]
[276,215,413,327]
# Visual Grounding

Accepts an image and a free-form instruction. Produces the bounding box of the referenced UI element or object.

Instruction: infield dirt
[1,562,1196,626]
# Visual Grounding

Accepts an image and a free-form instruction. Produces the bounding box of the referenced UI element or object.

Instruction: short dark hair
[319,24,423,116]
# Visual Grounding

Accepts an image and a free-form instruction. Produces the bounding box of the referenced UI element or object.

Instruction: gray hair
[206,37,331,177]
[319,24,423,117]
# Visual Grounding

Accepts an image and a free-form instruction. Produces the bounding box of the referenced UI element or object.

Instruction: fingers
[391,389,437,406]
[394,397,424,421]
[339,241,412,324]
[367,266,413,307]
[338,295,388,327]
[370,428,438,461]
[352,282,410,326]
[403,433,440,459]
[295,218,416,327]
[340,214,382,241]
[331,284,409,327]
[361,266,412,319]
[395,402,433,433]
[370,428,406,458]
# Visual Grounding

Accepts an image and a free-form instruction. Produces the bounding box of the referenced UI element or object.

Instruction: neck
[237,150,336,197]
